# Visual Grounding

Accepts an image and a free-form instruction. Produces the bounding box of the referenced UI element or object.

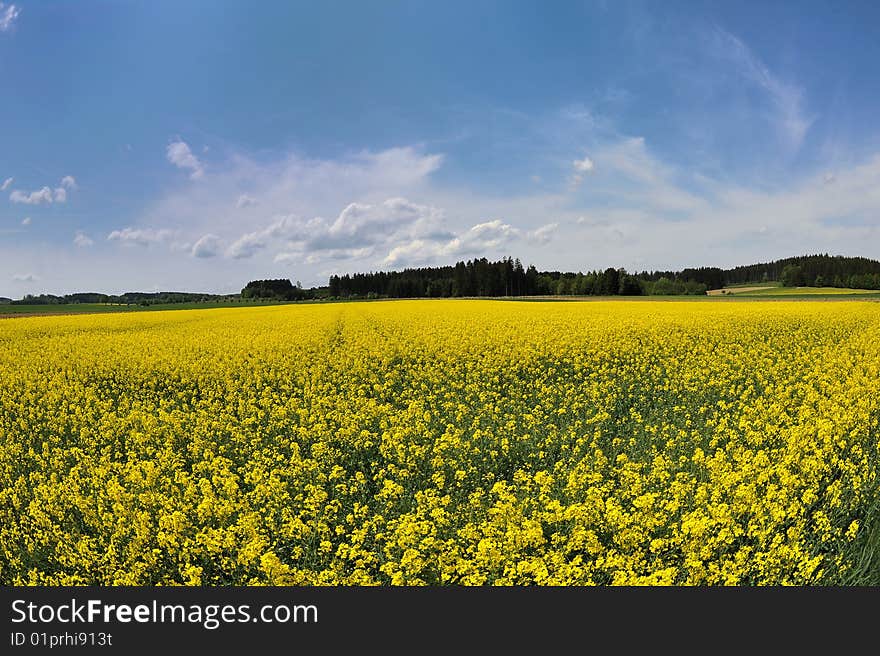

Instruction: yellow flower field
[1,300,878,585]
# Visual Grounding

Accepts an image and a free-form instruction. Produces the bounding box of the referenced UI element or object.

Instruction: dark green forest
[324,253,880,299]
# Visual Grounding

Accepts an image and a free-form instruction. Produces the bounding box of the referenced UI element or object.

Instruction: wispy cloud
[12,272,37,282]
[710,27,813,150]
[1,177,13,191]
[236,194,257,208]
[0,3,19,32]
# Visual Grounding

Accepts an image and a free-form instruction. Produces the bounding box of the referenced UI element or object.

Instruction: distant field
[4,291,880,318]
[720,281,781,289]
[734,286,880,296]
[709,285,880,297]
[0,300,288,317]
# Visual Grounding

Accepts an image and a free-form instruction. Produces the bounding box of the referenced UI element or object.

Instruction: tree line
[741,255,880,289]
[6,253,878,305]
[9,291,238,306]
[326,257,705,298]
[321,254,880,300]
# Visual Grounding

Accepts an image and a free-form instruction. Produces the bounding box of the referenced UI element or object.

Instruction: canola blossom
[1,299,878,585]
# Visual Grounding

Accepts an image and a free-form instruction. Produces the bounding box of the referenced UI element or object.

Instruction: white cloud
[73,231,94,247]
[302,247,373,265]
[467,219,520,243]
[226,215,309,259]
[226,197,445,261]
[138,145,444,253]
[20,216,30,226]
[273,252,299,265]
[381,240,435,266]
[528,222,558,244]
[12,272,37,282]
[166,140,204,179]
[0,3,19,32]
[569,155,596,187]
[236,194,257,208]
[573,156,594,173]
[1,177,12,190]
[382,219,521,267]
[10,186,54,205]
[107,227,175,246]
[10,177,76,204]
[191,234,221,258]
[227,230,268,259]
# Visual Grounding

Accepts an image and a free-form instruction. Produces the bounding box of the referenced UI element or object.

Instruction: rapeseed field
[1,300,878,585]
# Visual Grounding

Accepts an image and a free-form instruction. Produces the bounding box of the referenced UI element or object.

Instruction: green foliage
[241,279,314,301]
[780,264,806,287]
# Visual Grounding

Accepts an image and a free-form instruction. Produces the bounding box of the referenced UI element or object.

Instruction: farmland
[1,300,878,585]
[709,286,880,298]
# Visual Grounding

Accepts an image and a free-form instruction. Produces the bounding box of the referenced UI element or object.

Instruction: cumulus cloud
[12,272,37,282]
[10,177,77,204]
[226,197,445,261]
[1,177,12,190]
[191,234,221,258]
[226,215,309,259]
[227,231,268,260]
[382,219,521,267]
[166,140,204,179]
[107,227,175,246]
[10,186,54,205]
[0,3,19,32]
[73,231,94,247]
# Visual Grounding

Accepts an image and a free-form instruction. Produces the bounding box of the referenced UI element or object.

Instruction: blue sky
[2,1,880,295]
